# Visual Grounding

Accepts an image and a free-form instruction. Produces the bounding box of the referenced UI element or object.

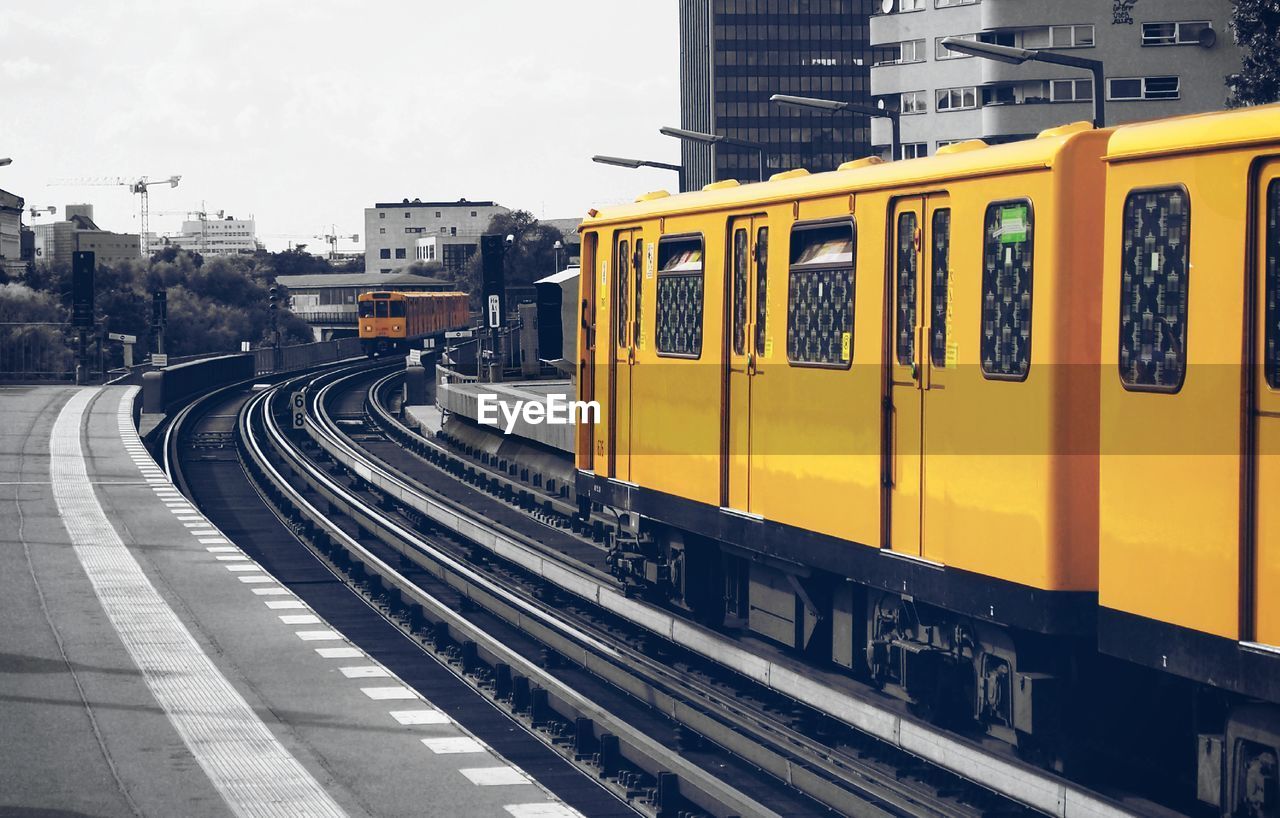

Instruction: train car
[1097,105,1280,814]
[577,121,1111,763]
[572,102,1280,809]
[358,290,470,356]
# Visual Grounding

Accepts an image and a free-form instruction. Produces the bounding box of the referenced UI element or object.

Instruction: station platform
[435,380,574,453]
[0,384,581,818]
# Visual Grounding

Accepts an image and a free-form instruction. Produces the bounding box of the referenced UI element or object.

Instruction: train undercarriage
[603,511,1280,816]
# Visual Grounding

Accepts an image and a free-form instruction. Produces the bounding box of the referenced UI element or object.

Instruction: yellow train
[575,104,1280,811]
[358,290,470,356]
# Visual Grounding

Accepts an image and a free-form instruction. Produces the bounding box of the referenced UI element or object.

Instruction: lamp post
[939,37,1105,128]
[770,94,902,161]
[553,239,563,274]
[0,158,12,167]
[659,126,768,184]
[593,154,687,193]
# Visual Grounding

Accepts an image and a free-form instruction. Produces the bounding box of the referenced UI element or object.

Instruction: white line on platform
[265,600,305,610]
[252,587,293,596]
[460,767,530,786]
[216,556,250,562]
[225,564,262,573]
[55,387,346,818]
[239,575,276,584]
[296,630,343,641]
[199,538,230,545]
[315,647,363,659]
[421,736,485,754]
[504,805,582,818]
[390,709,450,726]
[206,546,238,553]
[362,686,418,701]
[339,666,389,679]
[278,614,320,625]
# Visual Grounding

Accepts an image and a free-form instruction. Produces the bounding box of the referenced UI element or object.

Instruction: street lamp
[0,158,12,167]
[939,37,1105,128]
[770,94,903,161]
[553,239,563,274]
[659,126,768,183]
[593,154,687,192]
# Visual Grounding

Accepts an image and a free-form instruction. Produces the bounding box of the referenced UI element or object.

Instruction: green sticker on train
[1000,205,1027,244]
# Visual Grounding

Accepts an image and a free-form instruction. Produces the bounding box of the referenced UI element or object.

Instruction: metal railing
[0,323,75,381]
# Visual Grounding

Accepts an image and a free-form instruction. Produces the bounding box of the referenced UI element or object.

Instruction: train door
[610,228,642,481]
[723,215,767,513]
[579,232,598,472]
[1250,161,1280,647]
[886,194,948,556]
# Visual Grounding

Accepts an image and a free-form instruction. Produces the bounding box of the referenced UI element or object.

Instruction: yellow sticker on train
[841,332,851,361]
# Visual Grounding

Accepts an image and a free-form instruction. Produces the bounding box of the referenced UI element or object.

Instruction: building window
[470,210,477,217]
[900,90,928,114]
[1051,78,1093,102]
[981,200,1034,380]
[936,0,978,6]
[440,227,448,234]
[655,236,704,358]
[895,212,918,366]
[395,248,406,259]
[1050,25,1095,47]
[1108,76,1180,101]
[380,268,391,273]
[1141,21,1211,46]
[379,212,386,219]
[1268,180,1280,389]
[894,0,925,11]
[787,221,856,367]
[937,86,978,111]
[451,227,457,236]
[936,138,973,149]
[878,39,926,65]
[379,249,391,259]
[982,85,1015,106]
[435,211,442,218]
[902,143,928,159]
[936,34,975,59]
[1119,186,1190,391]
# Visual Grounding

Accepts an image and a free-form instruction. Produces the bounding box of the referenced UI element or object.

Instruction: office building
[32,205,141,267]
[868,0,1242,158]
[155,216,258,257]
[364,198,509,274]
[679,0,875,190]
[0,189,23,277]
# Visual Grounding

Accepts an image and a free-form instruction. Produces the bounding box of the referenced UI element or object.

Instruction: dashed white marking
[362,686,418,701]
[296,630,342,642]
[252,587,292,596]
[279,614,321,625]
[200,538,230,545]
[206,546,239,553]
[239,576,276,584]
[339,666,389,679]
[183,522,210,528]
[265,600,305,610]
[460,766,530,786]
[216,556,250,562]
[315,647,363,659]
[176,515,203,521]
[505,805,581,818]
[390,710,450,726]
[60,388,345,818]
[421,737,485,754]
[225,564,262,573]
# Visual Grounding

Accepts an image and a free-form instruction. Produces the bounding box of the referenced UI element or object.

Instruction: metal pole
[890,113,902,161]
[756,146,765,182]
[1090,62,1106,129]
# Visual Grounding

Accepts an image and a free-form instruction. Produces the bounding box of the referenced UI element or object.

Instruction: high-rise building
[868,0,1242,159]
[364,198,509,274]
[679,0,875,190]
[32,206,140,267]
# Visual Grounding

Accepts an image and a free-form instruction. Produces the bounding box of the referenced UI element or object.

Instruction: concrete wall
[869,0,1241,156]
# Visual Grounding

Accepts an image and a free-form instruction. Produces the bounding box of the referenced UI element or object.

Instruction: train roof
[581,120,1105,228]
[1104,101,1280,163]
[358,290,469,299]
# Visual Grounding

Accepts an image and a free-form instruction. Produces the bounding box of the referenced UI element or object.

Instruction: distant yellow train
[357,290,470,356]
[575,105,1280,811]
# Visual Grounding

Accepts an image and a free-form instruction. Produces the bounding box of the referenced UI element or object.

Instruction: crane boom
[47,175,181,258]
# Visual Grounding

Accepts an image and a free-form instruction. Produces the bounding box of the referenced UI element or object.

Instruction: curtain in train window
[616,239,630,348]
[930,209,952,367]
[634,240,644,348]
[1118,187,1189,391]
[980,200,1034,379]
[732,228,748,355]
[787,222,856,367]
[1266,180,1280,390]
[655,237,705,357]
[755,227,769,356]
[896,211,918,366]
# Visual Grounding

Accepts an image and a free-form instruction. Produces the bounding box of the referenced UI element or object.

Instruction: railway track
[156,358,1173,817]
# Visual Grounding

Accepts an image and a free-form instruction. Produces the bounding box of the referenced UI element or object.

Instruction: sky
[0,1,682,252]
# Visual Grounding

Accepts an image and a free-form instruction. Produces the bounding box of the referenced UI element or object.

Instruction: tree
[403,260,445,279]
[480,210,567,290]
[1227,0,1280,107]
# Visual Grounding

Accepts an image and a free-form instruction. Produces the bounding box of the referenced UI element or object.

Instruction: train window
[358,301,374,318]
[634,239,644,348]
[931,209,952,368]
[1268,180,1280,390]
[616,239,630,348]
[390,300,406,318]
[787,221,855,368]
[1118,186,1189,391]
[755,227,769,356]
[375,300,389,318]
[655,236,705,358]
[895,211,918,366]
[732,228,749,355]
[980,200,1034,380]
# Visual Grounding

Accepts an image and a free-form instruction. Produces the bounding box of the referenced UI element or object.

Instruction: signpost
[108,332,137,368]
[291,391,306,429]
[152,353,169,367]
[407,349,422,366]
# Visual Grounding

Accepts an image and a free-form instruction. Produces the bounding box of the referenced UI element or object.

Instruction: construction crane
[47,175,181,258]
[27,206,56,218]
[312,226,359,260]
